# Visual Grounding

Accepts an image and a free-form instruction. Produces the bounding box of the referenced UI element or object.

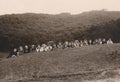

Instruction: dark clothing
[7,51,17,58]
[24,48,30,53]
[102,41,106,44]
[12,51,17,56]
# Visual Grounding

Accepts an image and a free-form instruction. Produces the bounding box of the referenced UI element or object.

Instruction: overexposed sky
[0,0,120,15]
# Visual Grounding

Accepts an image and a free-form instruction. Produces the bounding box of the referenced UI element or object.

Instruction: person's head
[58,42,62,45]
[75,40,79,43]
[80,40,83,43]
[89,40,92,42]
[98,38,102,41]
[103,38,106,41]
[19,46,23,50]
[32,44,35,48]
[65,41,69,44]
[13,48,17,52]
[95,39,98,42]
[38,45,41,48]
[42,44,47,47]
[19,46,23,48]
[25,45,28,49]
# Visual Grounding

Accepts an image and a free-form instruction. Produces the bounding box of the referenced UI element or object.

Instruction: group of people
[7,38,113,58]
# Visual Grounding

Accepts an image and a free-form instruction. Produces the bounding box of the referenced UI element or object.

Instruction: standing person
[63,41,69,49]
[53,43,57,49]
[74,40,80,48]
[48,44,53,51]
[18,46,24,55]
[80,40,83,47]
[98,38,102,45]
[83,39,88,46]
[102,38,107,44]
[88,40,92,45]
[47,41,54,51]
[30,44,36,52]
[57,42,63,49]
[107,38,113,44]
[11,48,18,58]
[24,45,30,53]
[68,41,72,48]
[36,45,40,52]
[40,44,44,52]
[41,44,47,52]
[93,39,99,45]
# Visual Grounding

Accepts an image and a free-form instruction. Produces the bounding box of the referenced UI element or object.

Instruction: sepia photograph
[0,0,120,82]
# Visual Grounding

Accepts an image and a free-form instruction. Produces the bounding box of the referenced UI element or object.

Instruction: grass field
[0,44,120,82]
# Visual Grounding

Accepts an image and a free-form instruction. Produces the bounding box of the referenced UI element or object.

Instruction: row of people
[7,38,113,58]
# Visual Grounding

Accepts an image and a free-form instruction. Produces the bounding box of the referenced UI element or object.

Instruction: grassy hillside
[0,10,120,51]
[0,44,120,82]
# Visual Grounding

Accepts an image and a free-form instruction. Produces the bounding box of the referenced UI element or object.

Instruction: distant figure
[83,39,88,46]
[48,44,53,51]
[63,41,69,49]
[93,39,99,45]
[47,41,54,51]
[40,45,44,52]
[44,45,53,51]
[57,42,63,49]
[41,44,47,52]
[11,48,18,58]
[7,48,18,58]
[18,46,24,55]
[24,45,30,53]
[80,40,83,47]
[68,41,73,48]
[88,40,92,45]
[53,43,57,49]
[30,44,36,52]
[102,38,107,44]
[107,38,113,44]
[74,40,80,48]
[98,38,102,44]
[36,45,40,52]
[47,41,54,47]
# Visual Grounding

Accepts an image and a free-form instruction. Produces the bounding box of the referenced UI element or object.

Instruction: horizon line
[0,9,120,16]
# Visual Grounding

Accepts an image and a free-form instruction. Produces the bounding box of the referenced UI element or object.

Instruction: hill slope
[0,11,120,51]
[0,44,120,82]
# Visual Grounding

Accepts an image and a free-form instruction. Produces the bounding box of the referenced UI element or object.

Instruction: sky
[0,0,120,15]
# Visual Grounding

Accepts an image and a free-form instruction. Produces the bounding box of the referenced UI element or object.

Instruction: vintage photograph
[0,0,120,82]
